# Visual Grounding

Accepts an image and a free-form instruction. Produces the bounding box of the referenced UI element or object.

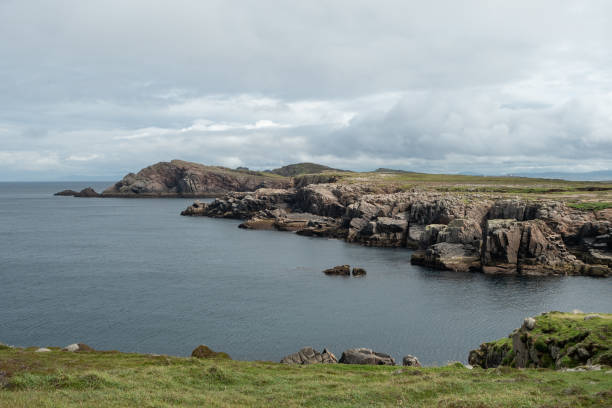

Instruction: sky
[1,0,611,180]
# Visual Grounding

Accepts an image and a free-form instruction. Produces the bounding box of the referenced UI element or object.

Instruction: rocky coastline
[181,183,612,277]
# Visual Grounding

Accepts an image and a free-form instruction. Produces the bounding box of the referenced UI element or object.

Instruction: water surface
[1,182,610,364]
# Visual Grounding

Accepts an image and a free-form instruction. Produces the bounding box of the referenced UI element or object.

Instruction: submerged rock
[323,265,351,276]
[280,347,337,364]
[339,348,395,365]
[351,267,367,277]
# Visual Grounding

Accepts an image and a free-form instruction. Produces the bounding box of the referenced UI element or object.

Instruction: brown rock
[323,265,351,276]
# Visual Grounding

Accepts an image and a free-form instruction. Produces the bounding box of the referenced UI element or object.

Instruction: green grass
[1,347,611,407]
[567,202,612,211]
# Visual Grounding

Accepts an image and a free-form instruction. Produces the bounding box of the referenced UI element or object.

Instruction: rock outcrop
[280,347,337,364]
[468,312,612,369]
[54,187,100,197]
[102,160,292,197]
[181,182,612,277]
[339,348,395,365]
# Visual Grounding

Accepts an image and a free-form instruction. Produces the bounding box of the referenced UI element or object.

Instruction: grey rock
[280,347,337,365]
[402,355,421,367]
[339,348,395,366]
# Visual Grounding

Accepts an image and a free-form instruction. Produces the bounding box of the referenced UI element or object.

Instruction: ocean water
[1,182,611,364]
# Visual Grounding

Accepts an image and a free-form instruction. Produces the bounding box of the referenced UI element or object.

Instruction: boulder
[62,343,94,352]
[280,347,337,364]
[523,317,536,330]
[402,355,421,367]
[323,265,351,276]
[191,345,231,360]
[35,348,52,353]
[339,348,395,365]
[352,267,367,277]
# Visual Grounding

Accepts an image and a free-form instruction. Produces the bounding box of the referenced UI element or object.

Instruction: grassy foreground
[1,347,611,407]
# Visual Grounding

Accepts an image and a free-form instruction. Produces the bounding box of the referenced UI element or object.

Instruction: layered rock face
[102,160,291,197]
[181,183,612,277]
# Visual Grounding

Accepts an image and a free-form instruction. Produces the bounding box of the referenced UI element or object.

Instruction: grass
[1,347,611,407]
[472,312,612,370]
[567,202,612,211]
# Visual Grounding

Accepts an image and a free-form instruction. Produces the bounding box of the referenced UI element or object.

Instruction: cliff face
[181,183,612,277]
[101,160,292,197]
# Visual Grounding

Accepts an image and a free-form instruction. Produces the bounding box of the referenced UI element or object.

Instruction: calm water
[1,182,611,364]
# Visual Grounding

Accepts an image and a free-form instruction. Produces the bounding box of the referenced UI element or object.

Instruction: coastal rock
[469,312,612,369]
[323,265,350,276]
[351,267,367,276]
[402,355,421,367]
[54,187,100,197]
[35,348,52,353]
[411,242,480,272]
[62,343,94,352]
[180,180,612,277]
[339,348,395,365]
[280,347,337,364]
[103,160,291,197]
[191,345,231,359]
[54,189,79,196]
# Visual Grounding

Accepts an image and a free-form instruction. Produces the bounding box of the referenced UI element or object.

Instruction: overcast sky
[1,0,611,180]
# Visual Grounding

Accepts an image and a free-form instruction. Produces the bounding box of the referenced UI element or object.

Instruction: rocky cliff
[101,160,292,197]
[468,312,612,369]
[181,183,612,277]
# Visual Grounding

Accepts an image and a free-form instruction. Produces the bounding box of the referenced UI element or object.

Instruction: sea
[1,182,610,364]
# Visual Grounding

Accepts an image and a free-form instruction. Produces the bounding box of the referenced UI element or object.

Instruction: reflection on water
[1,182,610,364]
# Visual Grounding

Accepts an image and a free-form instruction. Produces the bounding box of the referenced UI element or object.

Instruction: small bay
[1,182,611,364]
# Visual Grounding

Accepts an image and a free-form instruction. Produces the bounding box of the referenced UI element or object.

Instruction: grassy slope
[267,162,346,177]
[336,171,612,204]
[1,347,611,407]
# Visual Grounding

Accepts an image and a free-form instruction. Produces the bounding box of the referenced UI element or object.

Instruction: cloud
[0,1,611,179]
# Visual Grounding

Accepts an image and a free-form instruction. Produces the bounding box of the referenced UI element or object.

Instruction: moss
[534,337,549,353]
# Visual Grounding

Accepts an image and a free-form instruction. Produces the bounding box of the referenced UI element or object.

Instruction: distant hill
[267,162,345,177]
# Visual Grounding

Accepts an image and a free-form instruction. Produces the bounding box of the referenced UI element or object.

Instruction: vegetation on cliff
[1,346,611,407]
[469,312,612,369]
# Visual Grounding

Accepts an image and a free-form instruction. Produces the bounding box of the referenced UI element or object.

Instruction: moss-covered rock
[469,312,612,369]
[190,345,231,360]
